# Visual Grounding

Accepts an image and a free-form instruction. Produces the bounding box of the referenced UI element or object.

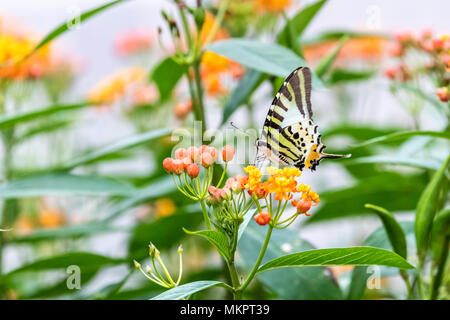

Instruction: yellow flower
[38,207,65,228]
[297,183,320,203]
[0,34,51,80]
[262,167,301,200]
[201,51,230,74]
[244,165,262,189]
[87,67,146,105]
[154,198,176,218]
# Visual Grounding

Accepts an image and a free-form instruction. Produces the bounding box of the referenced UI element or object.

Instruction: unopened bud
[149,242,160,258]
[133,260,141,269]
[178,244,183,254]
[193,7,205,30]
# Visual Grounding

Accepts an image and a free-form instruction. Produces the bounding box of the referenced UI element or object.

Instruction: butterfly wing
[255,67,350,170]
[255,67,313,167]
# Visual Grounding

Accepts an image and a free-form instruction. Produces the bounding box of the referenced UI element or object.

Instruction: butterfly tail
[321,152,352,160]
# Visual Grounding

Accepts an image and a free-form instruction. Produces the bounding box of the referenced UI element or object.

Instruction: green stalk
[239,225,274,292]
[429,236,449,299]
[200,199,212,230]
[227,221,241,299]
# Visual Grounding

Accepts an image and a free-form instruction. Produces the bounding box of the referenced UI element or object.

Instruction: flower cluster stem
[200,199,212,230]
[239,225,273,292]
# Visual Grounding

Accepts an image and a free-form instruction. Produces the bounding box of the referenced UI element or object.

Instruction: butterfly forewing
[256,67,318,168]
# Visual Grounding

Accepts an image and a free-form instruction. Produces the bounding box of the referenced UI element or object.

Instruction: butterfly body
[255,67,350,171]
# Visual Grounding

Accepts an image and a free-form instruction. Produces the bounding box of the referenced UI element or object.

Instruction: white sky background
[2,0,450,96]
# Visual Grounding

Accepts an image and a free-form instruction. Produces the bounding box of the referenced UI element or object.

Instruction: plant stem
[429,236,449,299]
[192,60,206,133]
[239,224,273,292]
[200,199,212,230]
[203,0,231,46]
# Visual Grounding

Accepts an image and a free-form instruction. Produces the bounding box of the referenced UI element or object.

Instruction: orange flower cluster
[87,67,158,107]
[303,35,388,66]
[0,33,51,80]
[244,165,319,215]
[385,29,450,102]
[114,28,153,57]
[200,13,244,96]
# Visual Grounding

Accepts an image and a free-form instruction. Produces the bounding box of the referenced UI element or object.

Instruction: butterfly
[255,66,350,171]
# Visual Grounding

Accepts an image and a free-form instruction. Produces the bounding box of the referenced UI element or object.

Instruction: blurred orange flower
[303,35,388,66]
[0,33,51,80]
[254,0,292,12]
[154,198,176,218]
[87,67,149,106]
[38,207,65,229]
[199,12,244,96]
[114,28,153,57]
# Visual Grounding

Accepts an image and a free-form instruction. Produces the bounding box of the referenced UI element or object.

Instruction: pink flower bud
[200,152,214,168]
[254,211,271,226]
[163,158,174,173]
[222,145,235,162]
[296,198,312,214]
[436,87,449,102]
[187,163,200,179]
[181,157,193,169]
[174,148,187,160]
[187,146,200,162]
[172,159,184,175]
[209,147,219,161]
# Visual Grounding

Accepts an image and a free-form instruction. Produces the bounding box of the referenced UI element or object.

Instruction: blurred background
[0,0,448,300]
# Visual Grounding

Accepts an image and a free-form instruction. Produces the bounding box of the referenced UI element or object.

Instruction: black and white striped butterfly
[254,67,350,170]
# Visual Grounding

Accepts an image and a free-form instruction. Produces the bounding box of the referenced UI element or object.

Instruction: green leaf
[307,173,427,224]
[150,280,227,300]
[277,0,327,46]
[129,210,203,261]
[238,208,257,241]
[0,103,90,130]
[364,204,407,258]
[221,69,265,125]
[315,35,348,78]
[353,130,450,148]
[16,119,74,144]
[239,224,343,299]
[64,128,171,169]
[183,228,231,261]
[347,222,414,299]
[0,174,136,198]
[103,176,176,222]
[346,155,442,171]
[415,156,450,256]
[5,252,126,276]
[18,0,130,62]
[431,208,450,262]
[150,57,186,101]
[258,247,414,273]
[206,39,323,88]
[327,68,376,85]
[10,222,123,243]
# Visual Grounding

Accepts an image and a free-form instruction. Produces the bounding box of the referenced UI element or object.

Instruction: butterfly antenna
[230,122,252,137]
[321,152,352,159]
